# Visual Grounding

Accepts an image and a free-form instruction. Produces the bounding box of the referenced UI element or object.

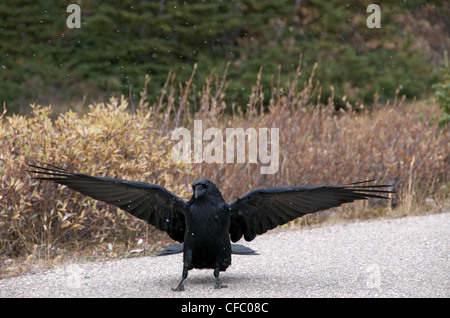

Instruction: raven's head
[192,179,222,200]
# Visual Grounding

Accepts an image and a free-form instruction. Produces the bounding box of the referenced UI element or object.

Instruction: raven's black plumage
[28,163,393,291]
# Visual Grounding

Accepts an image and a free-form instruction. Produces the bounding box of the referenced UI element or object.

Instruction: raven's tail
[230,244,259,255]
[155,243,183,256]
[156,243,258,256]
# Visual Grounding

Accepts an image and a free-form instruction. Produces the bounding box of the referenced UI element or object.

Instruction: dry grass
[0,64,448,275]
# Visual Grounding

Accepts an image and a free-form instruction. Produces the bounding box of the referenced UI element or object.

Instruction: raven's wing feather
[228,181,392,242]
[156,243,258,256]
[28,164,187,242]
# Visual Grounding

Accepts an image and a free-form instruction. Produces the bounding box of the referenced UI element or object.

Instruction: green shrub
[0,1,445,113]
[433,51,450,127]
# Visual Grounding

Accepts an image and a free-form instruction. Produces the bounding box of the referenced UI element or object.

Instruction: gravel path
[1,213,448,298]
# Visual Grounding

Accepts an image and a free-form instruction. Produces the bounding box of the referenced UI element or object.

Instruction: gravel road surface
[1,213,448,298]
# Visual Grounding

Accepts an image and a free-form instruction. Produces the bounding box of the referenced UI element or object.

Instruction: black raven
[28,163,392,291]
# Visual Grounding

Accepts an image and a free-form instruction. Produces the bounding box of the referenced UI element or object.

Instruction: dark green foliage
[0,0,446,112]
[433,51,450,127]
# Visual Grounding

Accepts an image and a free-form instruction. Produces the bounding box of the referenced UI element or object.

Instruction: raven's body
[28,164,393,291]
[176,180,232,290]
[185,199,231,271]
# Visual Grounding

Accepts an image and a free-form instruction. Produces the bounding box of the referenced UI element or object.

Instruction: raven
[28,163,392,291]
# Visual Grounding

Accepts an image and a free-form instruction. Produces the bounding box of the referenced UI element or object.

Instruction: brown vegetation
[0,66,448,273]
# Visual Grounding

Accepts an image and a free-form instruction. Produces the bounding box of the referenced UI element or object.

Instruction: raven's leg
[173,249,192,292]
[214,266,227,289]
[172,264,188,292]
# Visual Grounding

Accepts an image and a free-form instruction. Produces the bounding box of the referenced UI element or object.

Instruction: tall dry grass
[0,64,448,264]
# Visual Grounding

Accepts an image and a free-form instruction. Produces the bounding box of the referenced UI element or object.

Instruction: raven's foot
[213,267,227,289]
[172,284,185,292]
[214,281,228,289]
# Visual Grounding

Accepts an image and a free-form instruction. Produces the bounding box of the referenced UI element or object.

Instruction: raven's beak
[194,184,206,199]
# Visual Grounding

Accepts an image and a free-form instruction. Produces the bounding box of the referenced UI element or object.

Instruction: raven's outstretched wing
[28,163,187,242]
[228,181,393,242]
